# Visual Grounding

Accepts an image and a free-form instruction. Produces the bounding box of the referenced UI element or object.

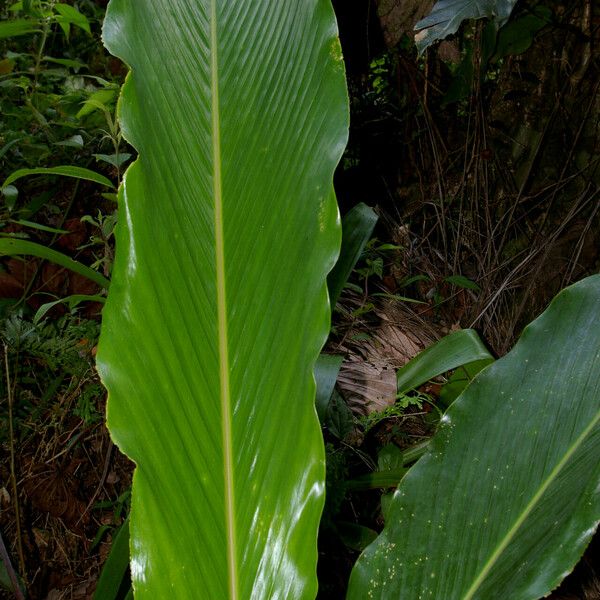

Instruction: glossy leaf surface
[348,275,600,599]
[98,1,347,598]
[414,0,518,53]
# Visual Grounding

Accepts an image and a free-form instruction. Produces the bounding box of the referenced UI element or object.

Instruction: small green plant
[359,391,429,433]
[355,239,401,282]
[368,54,393,99]
[0,311,101,440]
[80,209,117,274]
[0,0,126,220]
[73,379,103,423]
[0,0,118,364]
[91,487,131,551]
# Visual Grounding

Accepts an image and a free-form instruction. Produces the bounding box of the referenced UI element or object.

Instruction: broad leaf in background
[396,328,492,394]
[98,1,348,598]
[315,354,344,421]
[414,0,519,53]
[493,6,551,59]
[347,275,600,599]
[327,202,378,309]
[315,202,377,422]
[53,3,91,36]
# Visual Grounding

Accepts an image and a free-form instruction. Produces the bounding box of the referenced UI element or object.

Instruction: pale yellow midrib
[210,1,238,598]
[463,409,600,600]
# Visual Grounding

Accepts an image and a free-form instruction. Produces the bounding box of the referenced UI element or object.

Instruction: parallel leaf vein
[210,1,238,598]
[463,409,600,599]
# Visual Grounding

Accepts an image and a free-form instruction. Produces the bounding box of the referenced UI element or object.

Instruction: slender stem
[32,20,49,102]
[3,345,26,581]
[107,112,123,185]
[112,133,121,184]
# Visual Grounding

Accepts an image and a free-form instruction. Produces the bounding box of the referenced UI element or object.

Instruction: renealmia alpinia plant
[97,0,347,597]
[96,0,600,598]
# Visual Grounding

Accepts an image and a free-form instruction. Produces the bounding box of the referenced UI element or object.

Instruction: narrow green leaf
[94,517,131,600]
[400,274,431,287]
[444,274,481,291]
[0,239,110,289]
[33,294,105,324]
[346,468,408,490]
[346,445,417,492]
[98,1,348,598]
[315,354,344,421]
[327,202,378,309]
[43,56,87,69]
[371,292,426,304]
[348,275,600,599]
[400,440,429,465]
[11,219,69,234]
[2,166,114,189]
[396,328,493,394]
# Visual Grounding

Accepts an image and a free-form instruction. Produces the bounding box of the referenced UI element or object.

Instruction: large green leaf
[97,1,348,598]
[347,275,600,599]
[414,0,518,53]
